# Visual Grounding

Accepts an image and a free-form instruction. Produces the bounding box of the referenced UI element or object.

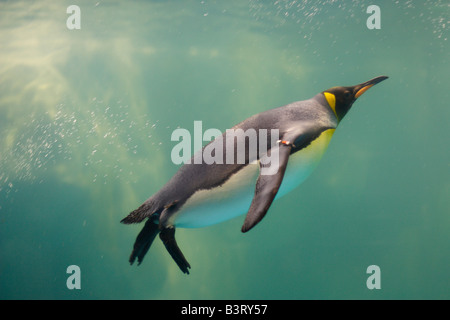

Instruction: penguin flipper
[159,227,191,274]
[129,218,160,265]
[241,143,292,233]
[241,122,336,233]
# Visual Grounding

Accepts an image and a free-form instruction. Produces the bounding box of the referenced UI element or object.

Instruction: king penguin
[121,75,388,274]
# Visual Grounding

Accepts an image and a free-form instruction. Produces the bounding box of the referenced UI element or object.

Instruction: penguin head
[322,76,388,122]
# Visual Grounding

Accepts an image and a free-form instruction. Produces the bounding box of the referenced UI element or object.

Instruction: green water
[0,0,448,300]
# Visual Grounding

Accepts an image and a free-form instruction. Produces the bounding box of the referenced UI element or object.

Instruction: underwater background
[0,0,448,299]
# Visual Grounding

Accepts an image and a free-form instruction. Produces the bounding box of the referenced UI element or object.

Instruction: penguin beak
[354,76,388,99]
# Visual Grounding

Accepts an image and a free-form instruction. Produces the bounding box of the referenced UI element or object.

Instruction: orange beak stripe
[355,84,374,99]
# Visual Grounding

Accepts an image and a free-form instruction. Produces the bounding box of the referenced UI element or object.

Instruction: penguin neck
[313,93,340,124]
[313,92,328,106]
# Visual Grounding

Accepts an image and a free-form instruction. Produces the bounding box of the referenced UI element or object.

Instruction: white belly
[173,129,335,228]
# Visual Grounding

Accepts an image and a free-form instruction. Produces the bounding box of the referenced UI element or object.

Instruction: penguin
[121,75,388,274]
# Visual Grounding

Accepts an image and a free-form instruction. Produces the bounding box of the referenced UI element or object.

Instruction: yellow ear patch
[323,92,337,117]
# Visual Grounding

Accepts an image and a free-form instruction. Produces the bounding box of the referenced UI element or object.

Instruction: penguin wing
[241,142,292,232]
[241,122,335,233]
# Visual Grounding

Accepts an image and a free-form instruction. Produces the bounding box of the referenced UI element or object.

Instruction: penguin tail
[120,201,160,224]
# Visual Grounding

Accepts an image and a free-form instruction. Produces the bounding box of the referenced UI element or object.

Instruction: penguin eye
[344,91,352,99]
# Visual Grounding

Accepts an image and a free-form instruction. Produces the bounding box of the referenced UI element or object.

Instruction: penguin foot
[159,227,191,274]
[129,218,160,265]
